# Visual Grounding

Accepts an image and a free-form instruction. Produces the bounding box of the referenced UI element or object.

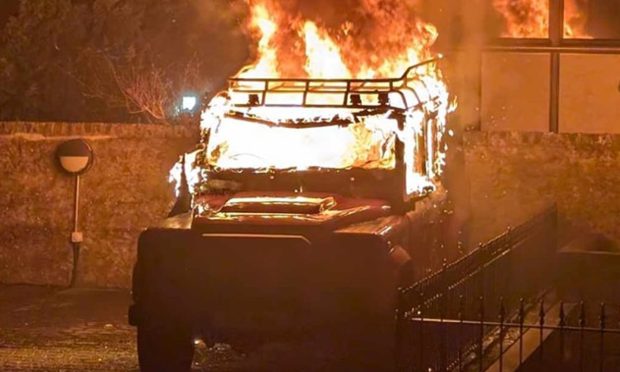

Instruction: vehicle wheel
[137,323,194,372]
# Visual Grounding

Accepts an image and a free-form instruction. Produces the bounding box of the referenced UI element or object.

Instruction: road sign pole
[69,174,82,287]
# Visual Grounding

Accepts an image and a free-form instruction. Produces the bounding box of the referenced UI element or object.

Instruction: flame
[171,0,454,199]
[238,0,441,80]
[493,0,590,38]
[302,21,351,79]
[563,0,589,38]
[239,4,278,78]
[169,150,201,197]
[204,112,397,171]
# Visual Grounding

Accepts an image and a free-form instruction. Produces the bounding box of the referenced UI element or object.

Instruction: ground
[0,285,351,371]
[0,285,138,371]
[0,285,263,371]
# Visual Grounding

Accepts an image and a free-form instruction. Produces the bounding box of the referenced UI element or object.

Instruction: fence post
[478,243,487,317]
[440,260,448,372]
[539,297,545,367]
[599,303,606,372]
[419,292,425,371]
[504,227,513,303]
[479,296,485,372]
[559,301,566,368]
[458,295,464,372]
[499,297,505,372]
[579,301,586,372]
[395,289,405,371]
[519,298,525,366]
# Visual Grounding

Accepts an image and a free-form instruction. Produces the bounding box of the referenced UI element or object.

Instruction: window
[490,0,550,39]
[488,0,620,40]
[565,0,620,39]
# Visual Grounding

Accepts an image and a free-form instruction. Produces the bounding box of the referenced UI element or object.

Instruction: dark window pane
[566,0,620,39]
[564,0,589,37]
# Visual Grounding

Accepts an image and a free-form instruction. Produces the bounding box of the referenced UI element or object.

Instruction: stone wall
[0,122,198,288]
[2,123,617,288]
[464,131,620,245]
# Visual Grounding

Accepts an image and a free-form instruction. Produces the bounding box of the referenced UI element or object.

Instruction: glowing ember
[170,0,455,200]
[493,0,590,38]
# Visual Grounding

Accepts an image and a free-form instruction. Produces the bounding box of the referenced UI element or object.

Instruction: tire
[137,323,194,372]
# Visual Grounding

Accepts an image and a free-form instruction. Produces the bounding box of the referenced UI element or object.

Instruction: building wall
[464,131,620,246]
[0,122,198,288]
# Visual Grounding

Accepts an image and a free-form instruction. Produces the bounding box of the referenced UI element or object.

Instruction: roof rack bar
[261,81,268,105]
[228,56,444,110]
[229,56,442,84]
[302,81,309,105]
[398,55,443,80]
[343,81,351,106]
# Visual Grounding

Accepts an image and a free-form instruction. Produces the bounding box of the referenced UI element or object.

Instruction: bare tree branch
[70,48,203,123]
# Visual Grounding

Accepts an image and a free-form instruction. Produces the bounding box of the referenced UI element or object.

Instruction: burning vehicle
[129,1,454,370]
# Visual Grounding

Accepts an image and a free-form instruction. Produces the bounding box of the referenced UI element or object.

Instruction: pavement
[0,285,361,371]
[0,285,254,371]
[0,285,138,371]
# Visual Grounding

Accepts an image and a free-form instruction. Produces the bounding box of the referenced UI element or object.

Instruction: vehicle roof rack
[228,56,444,111]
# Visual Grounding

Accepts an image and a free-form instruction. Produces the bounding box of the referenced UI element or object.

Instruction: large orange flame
[239,0,441,79]
[171,0,454,199]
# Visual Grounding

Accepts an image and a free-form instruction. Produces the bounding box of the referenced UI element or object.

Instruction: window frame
[482,0,620,133]
[489,0,620,46]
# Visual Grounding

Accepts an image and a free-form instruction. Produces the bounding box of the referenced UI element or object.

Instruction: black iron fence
[395,205,620,371]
